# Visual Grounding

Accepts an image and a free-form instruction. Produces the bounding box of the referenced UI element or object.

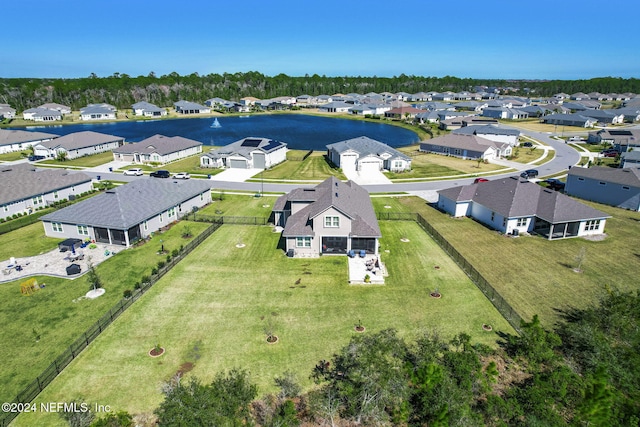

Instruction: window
[490,212,495,222]
[3,205,7,212]
[585,219,600,231]
[168,207,175,218]
[324,216,339,227]
[393,160,403,168]
[143,220,148,231]
[577,177,584,181]
[516,218,527,227]
[54,191,59,199]
[296,237,311,248]
[52,222,63,232]
[33,195,43,205]
[599,182,606,186]
[77,225,89,235]
[159,213,163,223]
[622,186,630,190]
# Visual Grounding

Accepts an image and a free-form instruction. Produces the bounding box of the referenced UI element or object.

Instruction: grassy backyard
[252,150,346,181]
[0,222,63,260]
[15,222,514,426]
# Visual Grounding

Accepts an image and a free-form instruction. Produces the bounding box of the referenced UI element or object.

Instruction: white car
[172,172,190,179]
[123,168,144,176]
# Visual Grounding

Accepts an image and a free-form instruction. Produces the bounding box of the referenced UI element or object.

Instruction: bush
[166,254,172,263]
[133,282,141,290]
[171,248,179,258]
[141,275,151,284]
[151,267,158,275]
[123,289,132,299]
[157,260,165,269]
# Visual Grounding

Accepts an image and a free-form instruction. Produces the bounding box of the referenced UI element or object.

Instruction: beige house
[113,134,202,165]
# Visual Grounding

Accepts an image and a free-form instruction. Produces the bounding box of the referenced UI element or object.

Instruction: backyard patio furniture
[359,250,366,258]
[66,264,81,275]
[348,250,356,258]
[59,238,82,253]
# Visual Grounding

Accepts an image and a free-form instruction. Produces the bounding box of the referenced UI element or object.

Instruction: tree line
[68,288,640,426]
[1,72,639,112]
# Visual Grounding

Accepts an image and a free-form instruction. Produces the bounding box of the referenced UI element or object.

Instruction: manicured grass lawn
[508,146,548,164]
[0,221,211,404]
[255,151,346,181]
[574,142,609,152]
[0,222,63,260]
[116,155,223,177]
[39,151,115,168]
[373,196,640,328]
[501,119,587,134]
[15,222,514,425]
[197,193,279,218]
[0,151,28,162]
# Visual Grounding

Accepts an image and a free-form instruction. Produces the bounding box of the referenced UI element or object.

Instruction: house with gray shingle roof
[272,177,381,257]
[621,151,640,169]
[327,136,411,173]
[40,179,212,246]
[566,166,640,211]
[452,125,520,146]
[542,113,597,128]
[22,107,63,122]
[200,137,287,169]
[113,134,202,165]
[38,103,71,114]
[173,100,210,114]
[80,105,116,121]
[420,134,511,160]
[438,177,610,239]
[0,163,93,219]
[0,129,58,154]
[318,101,352,113]
[0,104,16,119]
[132,101,166,117]
[34,131,125,160]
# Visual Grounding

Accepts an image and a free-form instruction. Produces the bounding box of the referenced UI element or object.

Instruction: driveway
[342,165,392,185]
[208,168,263,182]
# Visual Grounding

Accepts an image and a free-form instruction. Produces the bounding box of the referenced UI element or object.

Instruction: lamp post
[160,239,164,254]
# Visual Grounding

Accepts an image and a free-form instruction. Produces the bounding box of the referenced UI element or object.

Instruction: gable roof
[39,131,124,151]
[275,177,381,238]
[0,163,92,205]
[438,177,609,223]
[326,136,410,161]
[452,125,520,137]
[0,129,58,147]
[421,134,504,153]
[113,134,201,156]
[202,137,287,160]
[568,166,640,187]
[40,179,211,230]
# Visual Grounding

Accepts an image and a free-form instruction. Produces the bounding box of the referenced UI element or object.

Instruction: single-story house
[40,179,212,247]
[132,101,166,117]
[22,107,63,121]
[437,177,610,239]
[384,106,424,119]
[587,129,640,150]
[326,136,411,173]
[0,163,93,219]
[621,151,640,169]
[0,129,58,154]
[579,109,625,125]
[113,134,202,165]
[34,131,125,160]
[565,166,640,211]
[349,104,391,116]
[200,137,287,169]
[204,98,230,108]
[272,177,381,257]
[419,134,511,160]
[452,125,520,146]
[542,113,597,128]
[0,104,16,119]
[80,105,116,121]
[173,100,210,114]
[481,107,529,120]
[38,103,72,114]
[318,101,352,113]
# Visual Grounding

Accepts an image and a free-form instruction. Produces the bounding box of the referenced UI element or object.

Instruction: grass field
[254,151,346,181]
[197,193,280,217]
[500,119,588,134]
[39,152,115,168]
[14,222,514,426]
[0,222,63,260]
[115,155,224,177]
[0,221,211,404]
[0,151,28,162]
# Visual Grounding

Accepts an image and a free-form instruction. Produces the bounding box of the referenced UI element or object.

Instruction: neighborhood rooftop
[38,131,124,151]
[568,166,640,187]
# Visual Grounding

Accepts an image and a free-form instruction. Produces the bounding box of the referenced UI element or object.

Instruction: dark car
[28,155,45,161]
[544,178,566,191]
[522,142,533,148]
[150,170,170,178]
[601,151,618,158]
[520,169,539,179]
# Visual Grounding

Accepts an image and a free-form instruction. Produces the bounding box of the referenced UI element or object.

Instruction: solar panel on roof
[241,139,262,147]
[608,130,633,136]
[261,140,283,151]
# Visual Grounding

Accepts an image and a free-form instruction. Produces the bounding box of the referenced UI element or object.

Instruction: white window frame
[585,219,600,231]
[516,218,527,227]
[296,237,311,248]
[52,222,63,232]
[324,216,340,228]
[77,225,89,235]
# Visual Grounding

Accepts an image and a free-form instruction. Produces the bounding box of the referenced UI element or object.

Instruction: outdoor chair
[359,250,366,258]
[348,250,356,258]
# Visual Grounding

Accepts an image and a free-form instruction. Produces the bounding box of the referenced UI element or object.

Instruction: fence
[189,213,269,226]
[0,222,221,427]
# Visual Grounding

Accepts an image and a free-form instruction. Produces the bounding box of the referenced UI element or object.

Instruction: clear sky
[2,0,638,80]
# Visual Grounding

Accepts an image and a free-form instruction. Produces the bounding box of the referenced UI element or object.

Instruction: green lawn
[14,222,514,425]
[0,151,29,162]
[115,155,223,177]
[197,193,280,217]
[252,151,346,181]
[0,222,63,260]
[39,152,115,168]
[373,196,640,328]
[0,221,211,404]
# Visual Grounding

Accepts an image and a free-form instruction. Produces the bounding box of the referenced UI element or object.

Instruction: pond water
[20,114,419,150]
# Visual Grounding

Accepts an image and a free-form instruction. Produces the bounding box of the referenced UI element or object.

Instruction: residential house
[240,97,260,107]
[452,125,520,146]
[113,134,202,165]
[0,129,58,154]
[22,107,63,122]
[349,104,391,116]
[132,101,166,117]
[40,179,212,247]
[272,177,381,257]
[316,95,333,105]
[620,151,640,169]
[0,163,93,219]
[587,129,640,151]
[482,107,529,120]
[420,134,511,160]
[80,105,116,121]
[564,101,602,111]
[38,103,71,114]
[578,109,625,125]
[173,100,210,114]
[200,137,287,169]
[565,166,640,211]
[542,113,597,128]
[384,106,423,119]
[326,136,411,173]
[204,98,230,108]
[571,92,590,101]
[0,104,16,119]
[34,131,125,160]
[318,102,352,113]
[437,177,610,239]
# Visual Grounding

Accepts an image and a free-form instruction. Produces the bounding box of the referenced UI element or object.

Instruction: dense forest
[69,288,640,427]
[1,73,639,112]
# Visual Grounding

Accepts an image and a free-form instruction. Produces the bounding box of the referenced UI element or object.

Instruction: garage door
[359,160,382,173]
[340,154,357,171]
[253,153,266,169]
[229,159,248,168]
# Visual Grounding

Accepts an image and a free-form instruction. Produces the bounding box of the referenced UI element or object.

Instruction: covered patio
[534,218,580,240]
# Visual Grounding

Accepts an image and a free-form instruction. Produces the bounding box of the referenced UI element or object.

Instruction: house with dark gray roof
[0,129,58,154]
[420,134,511,160]
[452,125,520,146]
[586,129,640,151]
[40,179,212,246]
[318,101,352,113]
[0,104,16,119]
[0,163,93,219]
[132,101,166,117]
[80,105,116,121]
[272,177,381,257]
[34,131,125,160]
[38,103,71,114]
[327,136,411,173]
[542,113,597,128]
[173,100,210,114]
[621,151,640,169]
[22,107,63,122]
[566,166,640,211]
[438,177,610,239]
[200,137,287,169]
[113,134,202,165]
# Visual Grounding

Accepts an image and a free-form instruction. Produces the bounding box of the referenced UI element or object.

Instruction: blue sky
[2,0,638,79]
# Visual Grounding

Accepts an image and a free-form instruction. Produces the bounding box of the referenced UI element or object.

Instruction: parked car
[520,169,539,179]
[522,142,533,148]
[172,172,190,179]
[473,178,489,183]
[601,151,618,158]
[27,155,45,161]
[123,168,144,176]
[150,170,170,178]
[543,178,566,191]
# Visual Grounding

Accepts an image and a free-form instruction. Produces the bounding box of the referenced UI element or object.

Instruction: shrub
[151,267,158,275]
[166,254,171,263]
[133,282,141,290]
[157,260,165,269]
[140,275,151,284]
[171,248,179,258]
[123,289,132,299]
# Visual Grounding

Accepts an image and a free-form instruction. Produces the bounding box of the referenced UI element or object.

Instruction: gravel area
[1,243,125,283]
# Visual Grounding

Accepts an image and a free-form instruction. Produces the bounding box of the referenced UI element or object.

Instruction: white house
[132,101,167,117]
[113,134,202,165]
[0,129,58,154]
[420,134,511,160]
[80,105,116,121]
[201,137,288,169]
[34,131,125,160]
[452,125,520,146]
[327,136,411,173]
[22,107,63,121]
[173,100,210,114]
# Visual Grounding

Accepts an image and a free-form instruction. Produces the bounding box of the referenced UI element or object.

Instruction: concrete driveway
[342,167,392,185]
[208,168,263,182]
